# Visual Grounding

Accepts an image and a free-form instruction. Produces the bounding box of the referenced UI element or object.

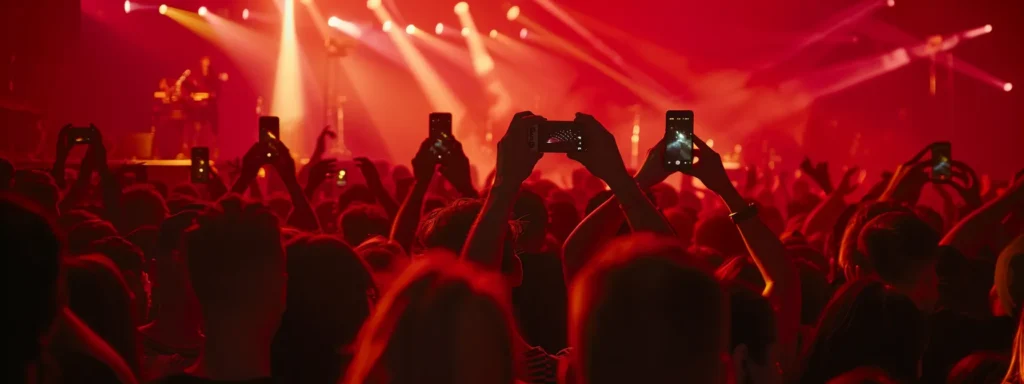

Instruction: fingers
[509,111,534,124]
[691,134,715,157]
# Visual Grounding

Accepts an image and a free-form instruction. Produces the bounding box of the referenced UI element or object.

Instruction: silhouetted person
[65,254,142,377]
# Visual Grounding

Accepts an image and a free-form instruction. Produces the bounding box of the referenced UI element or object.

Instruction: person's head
[273,234,376,383]
[170,183,201,200]
[86,236,147,324]
[185,195,285,341]
[355,236,410,294]
[58,209,101,233]
[2,196,62,375]
[119,184,169,233]
[315,200,338,233]
[547,200,580,244]
[513,189,548,253]
[267,192,293,222]
[344,256,516,384]
[694,209,748,258]
[857,211,940,310]
[913,205,945,236]
[337,184,376,212]
[795,259,832,326]
[995,235,1024,319]
[728,285,780,384]
[151,211,201,322]
[838,201,911,283]
[11,169,60,215]
[946,351,1009,384]
[417,198,523,287]
[649,183,678,210]
[797,279,926,384]
[338,203,390,247]
[68,219,118,255]
[570,233,727,384]
[65,254,141,375]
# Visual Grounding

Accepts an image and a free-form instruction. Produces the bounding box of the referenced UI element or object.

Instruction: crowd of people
[3,111,1023,384]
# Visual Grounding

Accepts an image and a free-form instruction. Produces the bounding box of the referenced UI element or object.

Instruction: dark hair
[68,219,118,255]
[315,200,338,233]
[1,196,62,370]
[837,201,911,280]
[119,184,169,233]
[912,205,945,236]
[11,169,60,215]
[571,233,727,384]
[273,234,376,383]
[694,209,748,257]
[795,259,832,325]
[547,200,580,243]
[512,189,548,251]
[170,183,200,199]
[65,254,141,376]
[728,285,776,364]
[185,195,285,319]
[857,211,939,286]
[338,203,390,247]
[946,351,1010,384]
[86,236,148,324]
[797,279,926,383]
[416,198,521,283]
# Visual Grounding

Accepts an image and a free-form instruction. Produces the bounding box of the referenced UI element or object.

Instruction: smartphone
[664,110,694,170]
[530,121,584,153]
[336,169,348,187]
[930,142,952,181]
[429,113,454,160]
[259,116,281,157]
[67,126,98,146]
[191,147,210,183]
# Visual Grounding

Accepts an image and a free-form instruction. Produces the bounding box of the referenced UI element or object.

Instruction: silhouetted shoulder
[152,375,274,384]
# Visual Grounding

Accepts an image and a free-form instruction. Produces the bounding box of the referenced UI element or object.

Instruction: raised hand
[412,138,438,184]
[835,167,864,196]
[495,111,544,186]
[439,140,476,196]
[307,159,340,192]
[634,137,674,188]
[81,126,109,174]
[55,124,73,162]
[684,134,732,196]
[800,157,833,194]
[880,143,936,204]
[313,125,336,155]
[567,112,629,185]
[269,140,298,182]
[354,157,381,184]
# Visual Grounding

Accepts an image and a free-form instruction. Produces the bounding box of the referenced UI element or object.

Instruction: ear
[732,344,749,381]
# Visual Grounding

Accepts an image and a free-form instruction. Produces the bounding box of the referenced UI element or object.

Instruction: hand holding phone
[191,147,211,183]
[67,125,99,147]
[664,110,694,170]
[429,112,454,161]
[336,169,348,187]
[259,116,281,158]
[930,142,952,182]
[529,121,585,153]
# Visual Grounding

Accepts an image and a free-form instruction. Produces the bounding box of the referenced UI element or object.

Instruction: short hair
[65,254,141,375]
[797,279,926,383]
[344,256,515,384]
[570,233,727,384]
[11,169,59,215]
[185,195,284,317]
[87,236,145,273]
[728,285,776,364]
[416,198,521,282]
[857,211,939,286]
[1,196,62,366]
[68,219,118,255]
[338,203,390,247]
[119,184,169,233]
[838,201,912,278]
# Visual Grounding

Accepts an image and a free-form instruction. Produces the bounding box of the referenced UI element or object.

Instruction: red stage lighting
[506,6,520,21]
[461,27,470,37]
[1005,83,1014,92]
[454,2,469,14]
[887,0,895,7]
[519,28,528,39]
[124,1,131,14]
[328,16,342,28]
[489,29,498,38]
[383,20,393,32]
[406,24,417,35]
[159,4,168,14]
[242,8,250,20]
[435,23,444,35]
[198,6,208,16]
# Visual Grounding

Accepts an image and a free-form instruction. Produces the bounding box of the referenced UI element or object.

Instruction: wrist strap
[729,202,759,224]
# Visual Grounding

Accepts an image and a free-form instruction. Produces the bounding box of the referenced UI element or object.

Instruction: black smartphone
[429,113,454,160]
[531,121,584,153]
[67,126,98,146]
[191,147,210,183]
[259,116,281,157]
[664,110,694,170]
[336,169,348,187]
[931,142,952,181]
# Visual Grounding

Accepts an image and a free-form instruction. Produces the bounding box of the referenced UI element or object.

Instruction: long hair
[1005,314,1024,384]
[796,279,925,383]
[343,254,516,384]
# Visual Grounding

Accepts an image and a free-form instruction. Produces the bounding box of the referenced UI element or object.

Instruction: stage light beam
[367,0,382,10]
[461,27,470,37]
[198,6,208,16]
[124,1,131,14]
[887,0,895,7]
[242,8,249,20]
[489,29,498,38]
[519,28,528,39]
[435,23,444,35]
[507,6,521,21]
[159,4,167,14]
[271,0,305,151]
[454,2,468,14]
[1005,83,1014,92]
[383,20,392,32]
[406,24,417,35]
[328,16,341,28]
[985,24,993,33]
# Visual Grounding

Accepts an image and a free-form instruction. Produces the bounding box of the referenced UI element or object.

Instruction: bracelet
[729,202,759,224]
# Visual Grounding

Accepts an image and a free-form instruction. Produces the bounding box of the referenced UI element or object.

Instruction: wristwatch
[729,202,759,224]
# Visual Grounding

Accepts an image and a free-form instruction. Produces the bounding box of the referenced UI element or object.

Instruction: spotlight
[435,23,444,35]
[124,1,131,14]
[506,5,520,21]
[383,20,393,32]
[328,16,341,28]
[461,27,470,37]
[489,29,498,38]
[300,0,312,4]
[519,28,527,39]
[198,6,208,16]
[242,8,249,20]
[1005,83,1014,92]
[367,0,382,9]
[158,4,167,14]
[886,0,895,7]
[406,24,417,35]
[984,24,993,33]
[454,2,469,14]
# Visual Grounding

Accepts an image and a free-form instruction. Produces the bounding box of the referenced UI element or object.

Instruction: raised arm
[51,125,72,191]
[802,167,861,237]
[272,141,320,232]
[562,136,674,282]
[460,112,543,270]
[439,140,480,199]
[942,174,1023,259]
[355,157,400,218]
[687,135,800,367]
[389,139,437,252]
[302,159,339,200]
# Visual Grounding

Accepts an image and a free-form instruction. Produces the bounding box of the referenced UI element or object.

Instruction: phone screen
[533,121,584,153]
[191,147,210,183]
[664,111,694,169]
[336,169,348,187]
[429,113,453,137]
[931,142,952,181]
[259,116,280,142]
[68,126,97,146]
